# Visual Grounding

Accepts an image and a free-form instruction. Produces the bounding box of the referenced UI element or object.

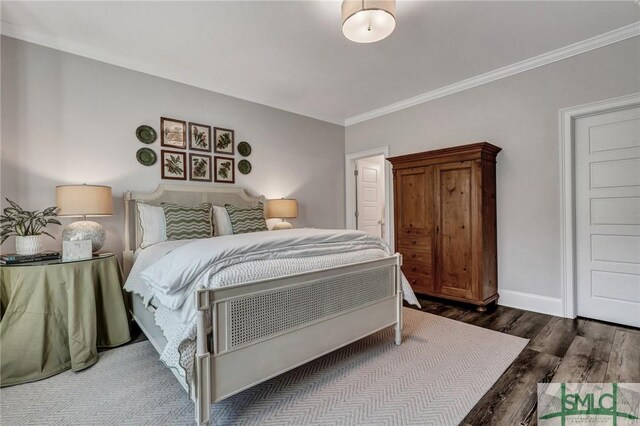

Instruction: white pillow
[212,206,233,236]
[137,203,167,248]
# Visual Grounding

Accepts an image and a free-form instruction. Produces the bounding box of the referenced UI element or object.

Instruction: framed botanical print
[214,127,235,155]
[189,122,212,152]
[189,153,212,182]
[161,150,187,180]
[161,117,187,149]
[214,156,235,183]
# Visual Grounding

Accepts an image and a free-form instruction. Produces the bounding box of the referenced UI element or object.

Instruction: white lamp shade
[56,184,113,217]
[342,0,396,43]
[266,199,298,219]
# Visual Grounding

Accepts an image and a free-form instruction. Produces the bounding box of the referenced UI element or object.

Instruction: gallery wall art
[161,117,187,149]
[161,150,186,180]
[145,117,253,182]
[214,156,235,183]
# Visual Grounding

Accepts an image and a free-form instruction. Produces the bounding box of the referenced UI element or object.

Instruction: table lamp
[56,184,113,252]
[266,198,298,230]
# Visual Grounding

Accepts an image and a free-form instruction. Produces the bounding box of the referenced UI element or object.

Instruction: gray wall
[346,38,640,301]
[1,36,346,256]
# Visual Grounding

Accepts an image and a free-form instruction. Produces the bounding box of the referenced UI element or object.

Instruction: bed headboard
[122,184,265,275]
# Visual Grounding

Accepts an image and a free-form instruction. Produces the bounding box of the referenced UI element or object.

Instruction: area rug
[0,308,527,425]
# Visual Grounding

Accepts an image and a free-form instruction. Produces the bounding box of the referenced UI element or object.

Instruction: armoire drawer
[399,250,432,265]
[397,236,431,252]
[402,261,432,276]
[399,228,430,237]
[403,270,433,293]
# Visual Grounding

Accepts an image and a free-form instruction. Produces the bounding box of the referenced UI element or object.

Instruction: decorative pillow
[212,206,233,236]
[136,203,167,248]
[224,203,268,234]
[161,203,213,240]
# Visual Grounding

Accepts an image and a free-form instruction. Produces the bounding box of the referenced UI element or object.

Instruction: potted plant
[0,198,61,255]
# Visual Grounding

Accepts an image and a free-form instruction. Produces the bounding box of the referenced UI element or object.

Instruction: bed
[122,184,416,425]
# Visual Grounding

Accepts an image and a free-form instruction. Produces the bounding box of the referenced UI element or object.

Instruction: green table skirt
[0,256,131,387]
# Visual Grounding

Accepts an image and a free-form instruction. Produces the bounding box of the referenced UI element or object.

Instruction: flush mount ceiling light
[342,0,396,43]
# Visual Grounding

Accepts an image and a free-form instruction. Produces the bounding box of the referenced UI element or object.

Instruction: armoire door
[435,161,475,300]
[394,166,434,293]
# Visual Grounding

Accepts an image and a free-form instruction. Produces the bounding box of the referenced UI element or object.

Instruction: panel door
[356,159,383,238]
[575,106,640,327]
[435,161,475,300]
[394,166,434,293]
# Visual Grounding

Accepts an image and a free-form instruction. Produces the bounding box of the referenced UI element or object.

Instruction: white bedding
[124,229,419,381]
[127,239,199,306]
[141,229,401,305]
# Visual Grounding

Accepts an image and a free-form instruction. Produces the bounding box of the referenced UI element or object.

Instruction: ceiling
[2,1,639,125]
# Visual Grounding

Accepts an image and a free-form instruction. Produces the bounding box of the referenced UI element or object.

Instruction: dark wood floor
[410,296,640,426]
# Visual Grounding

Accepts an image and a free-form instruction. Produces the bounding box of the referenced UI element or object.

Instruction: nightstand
[0,254,131,387]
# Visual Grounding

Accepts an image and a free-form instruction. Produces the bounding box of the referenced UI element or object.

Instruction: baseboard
[498,289,563,317]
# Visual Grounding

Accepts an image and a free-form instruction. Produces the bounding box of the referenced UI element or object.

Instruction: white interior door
[356,158,384,238]
[575,105,640,327]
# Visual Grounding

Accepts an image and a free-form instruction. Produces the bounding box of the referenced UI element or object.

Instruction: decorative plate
[136,125,157,144]
[238,159,252,174]
[237,141,252,157]
[136,148,157,166]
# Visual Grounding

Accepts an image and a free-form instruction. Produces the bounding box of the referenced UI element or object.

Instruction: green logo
[538,383,640,425]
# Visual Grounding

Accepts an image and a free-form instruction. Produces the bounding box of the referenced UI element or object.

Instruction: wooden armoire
[388,142,501,311]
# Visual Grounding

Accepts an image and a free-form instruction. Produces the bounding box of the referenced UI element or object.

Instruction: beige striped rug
[0,308,527,425]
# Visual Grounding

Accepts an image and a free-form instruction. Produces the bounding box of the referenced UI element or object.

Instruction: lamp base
[272,221,293,230]
[62,220,106,252]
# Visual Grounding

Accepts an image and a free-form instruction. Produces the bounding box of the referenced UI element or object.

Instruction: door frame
[559,92,640,319]
[345,147,392,247]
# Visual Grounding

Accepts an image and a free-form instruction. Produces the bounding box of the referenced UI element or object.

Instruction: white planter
[15,235,44,255]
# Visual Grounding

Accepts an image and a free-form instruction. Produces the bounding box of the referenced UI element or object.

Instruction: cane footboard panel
[195,256,402,408]
[226,265,394,350]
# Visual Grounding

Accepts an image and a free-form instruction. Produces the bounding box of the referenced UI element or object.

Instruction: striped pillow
[225,203,268,234]
[161,203,213,240]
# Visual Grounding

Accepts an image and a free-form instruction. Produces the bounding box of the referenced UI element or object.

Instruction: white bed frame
[123,184,403,425]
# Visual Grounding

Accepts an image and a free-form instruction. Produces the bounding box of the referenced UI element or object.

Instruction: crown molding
[345,21,640,126]
[0,21,345,126]
[2,18,638,129]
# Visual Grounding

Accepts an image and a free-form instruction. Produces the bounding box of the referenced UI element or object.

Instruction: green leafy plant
[192,158,208,177]
[216,132,232,150]
[218,161,231,179]
[165,155,184,175]
[0,199,61,244]
[192,126,208,148]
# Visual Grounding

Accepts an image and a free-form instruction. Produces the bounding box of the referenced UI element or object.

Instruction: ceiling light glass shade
[342,0,396,43]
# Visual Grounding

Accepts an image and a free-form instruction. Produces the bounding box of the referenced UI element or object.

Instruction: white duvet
[124,229,419,381]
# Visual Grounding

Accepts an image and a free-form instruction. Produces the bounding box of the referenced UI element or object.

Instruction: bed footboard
[194,254,403,425]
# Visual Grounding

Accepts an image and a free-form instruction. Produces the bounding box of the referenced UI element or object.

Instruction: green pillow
[225,203,268,234]
[161,203,213,240]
